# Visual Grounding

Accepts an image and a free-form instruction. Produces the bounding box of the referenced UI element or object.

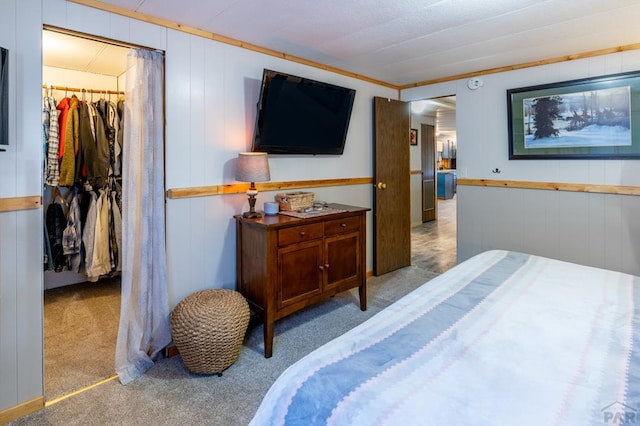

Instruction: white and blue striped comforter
[250,250,640,425]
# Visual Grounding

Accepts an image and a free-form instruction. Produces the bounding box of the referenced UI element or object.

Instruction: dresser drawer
[324,216,360,236]
[278,223,324,247]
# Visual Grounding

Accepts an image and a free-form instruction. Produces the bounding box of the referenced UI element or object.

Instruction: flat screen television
[252,69,356,155]
[0,47,7,150]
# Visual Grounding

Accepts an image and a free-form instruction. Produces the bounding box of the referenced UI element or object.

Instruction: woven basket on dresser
[170,289,250,375]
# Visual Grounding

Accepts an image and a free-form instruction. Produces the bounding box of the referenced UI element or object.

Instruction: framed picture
[507,70,640,159]
[410,128,418,145]
[0,47,8,150]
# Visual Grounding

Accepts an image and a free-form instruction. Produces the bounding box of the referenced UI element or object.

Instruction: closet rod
[42,84,124,96]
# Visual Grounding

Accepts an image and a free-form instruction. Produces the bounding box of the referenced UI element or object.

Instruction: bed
[250,250,640,425]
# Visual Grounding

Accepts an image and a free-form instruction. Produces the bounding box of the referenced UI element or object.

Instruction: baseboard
[0,396,44,424]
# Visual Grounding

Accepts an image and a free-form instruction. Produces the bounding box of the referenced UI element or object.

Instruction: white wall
[0,0,396,414]
[161,30,393,305]
[402,52,640,276]
[43,66,121,94]
[0,0,45,413]
[160,28,395,306]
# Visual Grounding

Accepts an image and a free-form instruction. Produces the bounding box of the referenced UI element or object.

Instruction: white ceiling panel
[43,30,130,77]
[61,0,640,86]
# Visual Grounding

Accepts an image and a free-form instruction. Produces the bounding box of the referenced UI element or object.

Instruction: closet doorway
[42,28,129,401]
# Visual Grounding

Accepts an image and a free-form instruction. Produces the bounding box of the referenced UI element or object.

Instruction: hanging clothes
[45,189,68,272]
[86,188,112,279]
[96,98,118,178]
[115,98,124,176]
[59,95,80,186]
[62,188,83,273]
[56,97,70,162]
[86,101,111,188]
[42,88,125,281]
[77,101,94,184]
[43,95,60,186]
[43,224,54,271]
[108,100,121,177]
[110,179,123,272]
[82,190,98,280]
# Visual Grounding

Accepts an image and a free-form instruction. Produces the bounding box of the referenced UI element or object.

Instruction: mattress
[250,250,640,425]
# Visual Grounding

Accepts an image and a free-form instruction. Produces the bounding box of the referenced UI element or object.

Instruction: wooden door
[421,124,436,222]
[373,97,411,275]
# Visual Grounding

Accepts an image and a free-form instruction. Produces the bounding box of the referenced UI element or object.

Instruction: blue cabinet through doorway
[437,171,456,200]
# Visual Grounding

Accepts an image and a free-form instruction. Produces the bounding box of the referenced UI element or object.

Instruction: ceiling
[43,30,130,77]
[60,0,640,88]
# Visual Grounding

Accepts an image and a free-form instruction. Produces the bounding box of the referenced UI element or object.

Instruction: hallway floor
[412,197,457,274]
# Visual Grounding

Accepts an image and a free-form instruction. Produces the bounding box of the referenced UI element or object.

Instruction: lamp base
[242,184,263,219]
[242,210,263,219]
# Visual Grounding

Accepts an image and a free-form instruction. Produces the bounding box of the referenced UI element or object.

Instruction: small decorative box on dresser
[235,203,369,358]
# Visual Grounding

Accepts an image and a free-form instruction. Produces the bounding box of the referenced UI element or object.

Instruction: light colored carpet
[12,265,438,425]
[43,276,120,400]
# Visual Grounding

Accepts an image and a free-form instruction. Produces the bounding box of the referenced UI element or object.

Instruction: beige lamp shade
[235,152,270,182]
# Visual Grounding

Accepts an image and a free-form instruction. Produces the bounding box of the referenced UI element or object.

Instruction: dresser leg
[359,283,367,311]
[264,320,274,358]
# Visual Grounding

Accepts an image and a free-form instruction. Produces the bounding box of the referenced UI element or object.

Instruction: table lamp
[235,152,271,218]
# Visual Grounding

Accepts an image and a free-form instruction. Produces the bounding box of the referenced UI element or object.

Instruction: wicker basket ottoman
[170,289,250,375]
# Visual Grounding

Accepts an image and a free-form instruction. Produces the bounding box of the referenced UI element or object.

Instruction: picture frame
[507,70,640,159]
[0,47,8,150]
[410,128,418,146]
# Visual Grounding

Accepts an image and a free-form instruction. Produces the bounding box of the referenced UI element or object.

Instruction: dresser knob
[299,231,306,237]
[340,223,346,228]
[319,264,330,270]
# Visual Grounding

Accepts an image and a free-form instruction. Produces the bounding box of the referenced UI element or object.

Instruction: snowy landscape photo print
[507,71,640,159]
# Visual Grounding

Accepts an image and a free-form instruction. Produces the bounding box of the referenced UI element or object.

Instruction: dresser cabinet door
[324,231,361,291]
[277,239,323,308]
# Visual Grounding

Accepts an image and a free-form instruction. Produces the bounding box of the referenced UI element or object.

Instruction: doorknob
[377,182,387,189]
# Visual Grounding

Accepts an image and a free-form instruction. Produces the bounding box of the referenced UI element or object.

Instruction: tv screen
[0,47,7,149]
[252,69,356,155]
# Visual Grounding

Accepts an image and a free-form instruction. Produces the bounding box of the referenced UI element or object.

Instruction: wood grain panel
[167,177,640,201]
[373,97,411,275]
[0,397,44,424]
[0,196,42,213]
[458,178,640,196]
[166,177,373,199]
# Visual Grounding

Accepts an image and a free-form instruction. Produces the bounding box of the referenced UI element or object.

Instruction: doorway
[42,28,129,401]
[409,96,457,267]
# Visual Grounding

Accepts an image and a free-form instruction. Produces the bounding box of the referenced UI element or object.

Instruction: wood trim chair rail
[166,177,373,199]
[458,178,640,196]
[0,196,42,213]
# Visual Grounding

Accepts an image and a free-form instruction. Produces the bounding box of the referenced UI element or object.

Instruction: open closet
[42,28,130,400]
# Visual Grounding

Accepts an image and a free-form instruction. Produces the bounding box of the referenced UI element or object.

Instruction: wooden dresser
[235,204,369,357]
